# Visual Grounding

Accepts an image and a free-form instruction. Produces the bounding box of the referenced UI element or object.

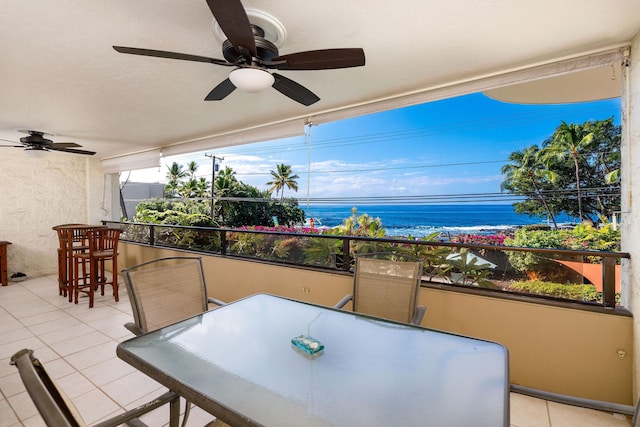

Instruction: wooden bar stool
[53,224,106,301]
[73,227,121,308]
[53,224,86,298]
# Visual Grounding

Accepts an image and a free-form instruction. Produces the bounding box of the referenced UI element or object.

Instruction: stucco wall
[0,149,113,279]
[622,31,640,403]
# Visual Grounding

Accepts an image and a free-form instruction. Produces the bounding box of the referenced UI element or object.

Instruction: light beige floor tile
[184,403,220,426]
[128,391,183,427]
[37,323,94,346]
[0,327,34,344]
[0,336,46,360]
[18,306,72,327]
[64,340,119,371]
[547,401,631,427]
[0,357,16,378]
[27,315,82,336]
[72,388,122,425]
[48,330,112,357]
[55,371,98,399]
[3,300,59,320]
[0,371,27,398]
[0,315,23,334]
[21,414,47,427]
[101,370,166,407]
[67,304,123,323]
[40,356,76,380]
[0,398,20,426]
[82,356,137,387]
[7,391,39,422]
[509,393,550,427]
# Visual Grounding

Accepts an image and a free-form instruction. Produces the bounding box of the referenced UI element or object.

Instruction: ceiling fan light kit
[112,0,365,106]
[229,67,274,92]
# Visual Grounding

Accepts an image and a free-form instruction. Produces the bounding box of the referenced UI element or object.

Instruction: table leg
[169,394,180,427]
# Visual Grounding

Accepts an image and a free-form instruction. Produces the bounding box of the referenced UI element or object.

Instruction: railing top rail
[105,221,628,259]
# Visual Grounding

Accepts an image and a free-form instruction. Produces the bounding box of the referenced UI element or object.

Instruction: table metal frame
[117,294,509,427]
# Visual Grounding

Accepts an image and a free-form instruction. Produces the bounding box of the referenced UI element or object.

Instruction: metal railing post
[602,257,617,308]
[342,237,351,271]
[149,225,155,246]
[220,230,227,256]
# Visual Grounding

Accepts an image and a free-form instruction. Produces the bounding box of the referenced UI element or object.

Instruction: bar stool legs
[72,228,121,308]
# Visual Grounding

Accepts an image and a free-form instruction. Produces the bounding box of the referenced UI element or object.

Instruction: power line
[217,105,616,157]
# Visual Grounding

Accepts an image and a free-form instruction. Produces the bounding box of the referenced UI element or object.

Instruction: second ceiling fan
[113,0,365,106]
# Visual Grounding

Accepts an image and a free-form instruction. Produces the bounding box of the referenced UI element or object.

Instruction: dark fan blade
[206,0,256,58]
[270,48,365,70]
[48,147,96,156]
[50,142,82,149]
[113,46,232,66]
[0,138,22,147]
[205,78,237,101]
[0,145,22,148]
[272,73,320,106]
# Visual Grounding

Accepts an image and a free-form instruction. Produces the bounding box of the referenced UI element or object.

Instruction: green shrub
[504,223,621,274]
[509,280,600,302]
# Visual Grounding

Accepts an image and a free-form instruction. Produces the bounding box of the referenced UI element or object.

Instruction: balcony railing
[105,221,629,309]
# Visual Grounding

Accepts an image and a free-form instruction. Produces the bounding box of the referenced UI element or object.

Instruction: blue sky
[124,92,621,203]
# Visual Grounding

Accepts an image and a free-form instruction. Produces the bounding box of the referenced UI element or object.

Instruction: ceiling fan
[112,0,365,106]
[0,131,96,156]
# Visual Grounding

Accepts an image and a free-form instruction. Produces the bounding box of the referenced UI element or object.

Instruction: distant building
[120,182,165,219]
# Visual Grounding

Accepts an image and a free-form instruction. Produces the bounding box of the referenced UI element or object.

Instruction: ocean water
[303,204,577,238]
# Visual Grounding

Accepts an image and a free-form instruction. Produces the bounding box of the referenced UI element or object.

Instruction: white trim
[101,149,162,173]
[160,120,304,158]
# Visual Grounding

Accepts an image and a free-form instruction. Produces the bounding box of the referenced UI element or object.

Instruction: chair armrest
[124,322,145,336]
[334,294,353,309]
[207,297,227,307]
[412,305,426,326]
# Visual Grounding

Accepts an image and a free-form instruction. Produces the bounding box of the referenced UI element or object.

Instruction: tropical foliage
[501,118,620,226]
[266,163,300,200]
[134,163,305,229]
[503,222,620,276]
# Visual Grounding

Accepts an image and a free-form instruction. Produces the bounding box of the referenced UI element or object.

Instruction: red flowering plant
[450,233,511,246]
[236,225,323,235]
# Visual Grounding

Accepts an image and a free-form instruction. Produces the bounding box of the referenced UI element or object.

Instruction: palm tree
[541,121,594,221]
[266,164,299,200]
[213,167,239,222]
[165,162,187,197]
[501,146,559,229]
[178,178,198,199]
[186,161,198,179]
[194,177,210,199]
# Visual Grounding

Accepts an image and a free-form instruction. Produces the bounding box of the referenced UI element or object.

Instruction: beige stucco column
[622,31,640,402]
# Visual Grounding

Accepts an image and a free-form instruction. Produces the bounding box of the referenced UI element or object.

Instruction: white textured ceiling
[1,0,639,160]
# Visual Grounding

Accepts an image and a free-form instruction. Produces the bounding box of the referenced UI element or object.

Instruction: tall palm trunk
[571,151,583,221]
[528,174,558,229]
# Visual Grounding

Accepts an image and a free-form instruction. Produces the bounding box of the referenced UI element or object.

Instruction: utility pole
[205,154,223,219]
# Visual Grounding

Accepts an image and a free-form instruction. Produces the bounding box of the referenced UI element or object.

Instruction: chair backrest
[10,349,85,427]
[353,253,424,323]
[122,257,210,333]
[54,225,90,251]
[87,227,121,253]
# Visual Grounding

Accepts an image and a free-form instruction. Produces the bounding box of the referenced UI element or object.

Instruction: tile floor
[0,275,633,427]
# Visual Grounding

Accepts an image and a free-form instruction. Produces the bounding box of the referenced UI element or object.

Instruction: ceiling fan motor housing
[222,25,279,65]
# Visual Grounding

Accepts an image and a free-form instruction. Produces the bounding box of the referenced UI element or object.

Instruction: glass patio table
[117,293,509,426]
